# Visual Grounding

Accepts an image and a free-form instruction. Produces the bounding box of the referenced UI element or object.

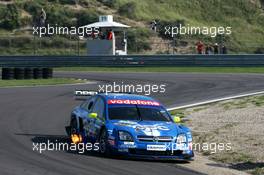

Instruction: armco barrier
[0,55,264,67]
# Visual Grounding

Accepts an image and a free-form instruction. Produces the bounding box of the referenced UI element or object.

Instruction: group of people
[91,29,114,40]
[196,41,227,55]
[38,7,114,41]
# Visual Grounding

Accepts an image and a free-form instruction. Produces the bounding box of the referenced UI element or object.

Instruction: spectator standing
[205,45,212,54]
[208,45,213,54]
[39,8,46,27]
[150,20,157,32]
[107,29,114,40]
[196,41,204,54]
[91,31,96,39]
[213,43,219,54]
[98,29,105,40]
[222,45,227,54]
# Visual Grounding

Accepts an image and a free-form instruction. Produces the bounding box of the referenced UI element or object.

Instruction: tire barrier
[42,68,53,79]
[2,68,14,80]
[33,68,43,79]
[24,68,34,79]
[14,68,25,80]
[1,68,53,80]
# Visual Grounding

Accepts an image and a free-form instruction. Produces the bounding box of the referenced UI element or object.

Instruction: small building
[82,15,130,55]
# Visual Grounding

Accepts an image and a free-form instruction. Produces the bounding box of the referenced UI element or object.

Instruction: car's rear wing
[74,89,133,100]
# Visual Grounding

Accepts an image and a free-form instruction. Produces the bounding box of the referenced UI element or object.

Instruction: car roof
[98,93,156,101]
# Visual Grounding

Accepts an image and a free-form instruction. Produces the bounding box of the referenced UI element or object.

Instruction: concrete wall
[86,40,114,55]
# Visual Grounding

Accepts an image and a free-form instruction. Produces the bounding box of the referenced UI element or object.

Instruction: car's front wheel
[99,129,110,156]
[70,118,78,134]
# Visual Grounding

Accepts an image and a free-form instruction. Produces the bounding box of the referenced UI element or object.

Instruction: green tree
[118,2,137,18]
[97,0,116,8]
[76,11,98,27]
[0,4,20,30]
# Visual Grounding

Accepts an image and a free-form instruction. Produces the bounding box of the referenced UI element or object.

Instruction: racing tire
[33,68,42,79]
[42,68,53,79]
[14,68,25,80]
[70,118,78,134]
[2,68,14,80]
[24,68,34,79]
[98,129,110,156]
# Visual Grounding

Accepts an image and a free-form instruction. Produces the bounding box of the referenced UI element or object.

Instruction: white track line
[167,90,264,111]
[0,81,96,89]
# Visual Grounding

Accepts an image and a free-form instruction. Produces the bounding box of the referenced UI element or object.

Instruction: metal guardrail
[0,55,264,67]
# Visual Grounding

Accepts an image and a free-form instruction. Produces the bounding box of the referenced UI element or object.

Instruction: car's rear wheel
[99,129,110,155]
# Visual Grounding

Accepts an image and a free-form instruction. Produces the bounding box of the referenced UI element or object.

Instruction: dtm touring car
[65,91,194,160]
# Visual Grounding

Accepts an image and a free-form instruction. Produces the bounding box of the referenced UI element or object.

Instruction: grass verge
[55,67,264,73]
[0,78,86,87]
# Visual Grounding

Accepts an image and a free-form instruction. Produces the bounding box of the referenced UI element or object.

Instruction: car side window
[91,97,105,120]
[81,97,95,112]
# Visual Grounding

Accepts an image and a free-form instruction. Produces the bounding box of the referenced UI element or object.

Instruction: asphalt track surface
[1,71,264,175]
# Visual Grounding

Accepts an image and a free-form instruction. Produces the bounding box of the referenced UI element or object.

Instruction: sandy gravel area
[174,95,264,175]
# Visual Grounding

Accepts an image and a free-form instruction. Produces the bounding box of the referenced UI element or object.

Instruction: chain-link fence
[0,33,263,56]
[0,34,87,56]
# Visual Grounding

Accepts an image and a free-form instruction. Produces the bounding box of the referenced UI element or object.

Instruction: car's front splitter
[110,147,194,161]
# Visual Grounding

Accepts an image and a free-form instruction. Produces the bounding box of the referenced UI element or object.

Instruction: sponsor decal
[116,120,138,126]
[108,99,160,106]
[119,144,136,149]
[108,139,115,146]
[75,90,98,96]
[135,125,170,136]
[187,132,192,142]
[118,148,129,152]
[123,142,135,145]
[147,145,167,151]
[115,121,170,136]
[135,125,170,131]
[108,130,113,135]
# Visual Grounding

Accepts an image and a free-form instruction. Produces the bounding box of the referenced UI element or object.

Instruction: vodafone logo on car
[108,99,160,106]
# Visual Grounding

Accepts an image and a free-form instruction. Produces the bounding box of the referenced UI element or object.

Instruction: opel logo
[153,137,159,142]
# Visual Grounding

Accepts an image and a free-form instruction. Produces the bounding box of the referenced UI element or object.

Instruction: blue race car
[66,92,194,160]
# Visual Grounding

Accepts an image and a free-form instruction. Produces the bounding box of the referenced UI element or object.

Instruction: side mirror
[89,113,98,119]
[173,116,181,123]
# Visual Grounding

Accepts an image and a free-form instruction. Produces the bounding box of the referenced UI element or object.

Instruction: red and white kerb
[108,99,160,106]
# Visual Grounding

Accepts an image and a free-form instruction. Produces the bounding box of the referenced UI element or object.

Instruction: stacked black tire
[24,68,34,79]
[14,68,25,80]
[2,68,15,80]
[33,68,43,79]
[42,68,53,79]
[2,68,53,80]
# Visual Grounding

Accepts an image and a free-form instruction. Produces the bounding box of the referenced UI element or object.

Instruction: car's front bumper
[110,141,194,160]
[125,149,193,160]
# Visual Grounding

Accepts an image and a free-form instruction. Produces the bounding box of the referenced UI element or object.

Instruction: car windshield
[108,105,171,122]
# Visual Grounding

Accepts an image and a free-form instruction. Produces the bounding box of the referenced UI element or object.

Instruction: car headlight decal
[176,134,187,144]
[118,131,133,141]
